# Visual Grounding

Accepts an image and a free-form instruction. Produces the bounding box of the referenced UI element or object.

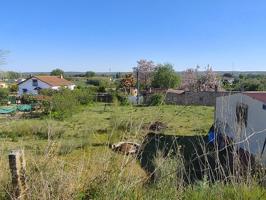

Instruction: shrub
[50,89,79,120]
[41,88,95,119]
[97,86,106,93]
[148,93,165,106]
[0,88,8,99]
[73,88,94,105]
[9,84,18,92]
[21,94,38,104]
[86,79,100,86]
[113,92,129,106]
[39,88,56,96]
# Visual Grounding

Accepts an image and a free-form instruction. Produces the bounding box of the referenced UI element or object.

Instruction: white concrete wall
[128,95,143,104]
[216,94,266,165]
[18,78,51,95]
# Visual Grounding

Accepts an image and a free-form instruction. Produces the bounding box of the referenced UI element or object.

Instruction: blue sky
[1,0,266,72]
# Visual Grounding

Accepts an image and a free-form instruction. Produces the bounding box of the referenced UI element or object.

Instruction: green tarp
[17,104,32,112]
[0,104,32,114]
[0,106,17,114]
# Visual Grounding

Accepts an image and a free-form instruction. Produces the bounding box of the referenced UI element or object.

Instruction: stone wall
[165,91,239,106]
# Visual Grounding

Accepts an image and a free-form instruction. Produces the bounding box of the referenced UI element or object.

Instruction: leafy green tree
[234,78,261,91]
[85,71,96,77]
[0,88,9,100]
[151,64,180,89]
[50,68,64,76]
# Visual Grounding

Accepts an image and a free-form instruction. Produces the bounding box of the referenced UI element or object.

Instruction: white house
[215,92,266,165]
[18,75,76,96]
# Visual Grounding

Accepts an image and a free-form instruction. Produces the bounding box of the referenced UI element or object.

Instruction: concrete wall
[216,94,266,165]
[165,91,239,106]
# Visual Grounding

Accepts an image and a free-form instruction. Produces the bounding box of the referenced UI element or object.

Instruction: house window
[236,103,248,127]
[263,104,266,110]
[22,89,28,93]
[32,79,38,87]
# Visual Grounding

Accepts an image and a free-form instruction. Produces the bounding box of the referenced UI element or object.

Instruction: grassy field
[0,104,265,199]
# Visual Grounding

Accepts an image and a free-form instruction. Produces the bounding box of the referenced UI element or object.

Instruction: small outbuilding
[215,92,266,166]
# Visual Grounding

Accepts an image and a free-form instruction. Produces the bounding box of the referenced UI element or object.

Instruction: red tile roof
[244,92,266,104]
[34,76,73,86]
[18,75,74,86]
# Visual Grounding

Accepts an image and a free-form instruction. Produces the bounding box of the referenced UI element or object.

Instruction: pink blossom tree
[133,59,155,89]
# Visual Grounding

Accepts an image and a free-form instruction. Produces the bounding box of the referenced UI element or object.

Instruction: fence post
[8,149,27,200]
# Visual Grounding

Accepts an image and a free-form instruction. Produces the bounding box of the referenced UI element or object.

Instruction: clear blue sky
[1,0,266,72]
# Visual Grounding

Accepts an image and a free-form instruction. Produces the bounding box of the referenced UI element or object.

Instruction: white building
[18,75,75,96]
[215,92,266,165]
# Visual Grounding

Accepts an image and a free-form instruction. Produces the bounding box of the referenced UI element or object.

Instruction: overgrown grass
[0,103,265,199]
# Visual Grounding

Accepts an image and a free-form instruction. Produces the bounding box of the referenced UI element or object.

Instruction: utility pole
[136,67,140,105]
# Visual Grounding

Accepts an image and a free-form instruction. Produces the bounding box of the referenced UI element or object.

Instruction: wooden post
[8,150,27,200]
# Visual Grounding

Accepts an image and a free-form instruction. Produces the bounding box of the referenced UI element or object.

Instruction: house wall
[18,78,51,96]
[18,78,75,95]
[165,91,239,106]
[216,94,266,165]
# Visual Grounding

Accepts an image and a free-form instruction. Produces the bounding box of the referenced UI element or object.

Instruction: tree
[50,68,64,76]
[85,71,95,77]
[0,88,9,102]
[180,67,198,91]
[198,66,220,91]
[180,65,221,91]
[133,59,155,89]
[151,63,180,89]
[120,73,136,93]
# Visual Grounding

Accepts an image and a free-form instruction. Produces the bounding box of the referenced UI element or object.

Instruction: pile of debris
[149,121,167,131]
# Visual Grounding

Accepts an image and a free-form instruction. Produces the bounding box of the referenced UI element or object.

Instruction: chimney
[60,74,63,79]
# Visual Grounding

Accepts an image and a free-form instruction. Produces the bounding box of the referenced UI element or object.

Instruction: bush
[113,91,129,106]
[73,88,95,105]
[97,86,106,93]
[9,84,18,92]
[39,88,56,96]
[21,94,38,104]
[50,89,79,120]
[0,88,9,105]
[86,79,100,86]
[42,88,95,120]
[148,94,165,106]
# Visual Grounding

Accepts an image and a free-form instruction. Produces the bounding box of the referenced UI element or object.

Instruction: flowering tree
[133,59,155,89]
[181,65,221,91]
[180,67,198,91]
[198,65,220,91]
